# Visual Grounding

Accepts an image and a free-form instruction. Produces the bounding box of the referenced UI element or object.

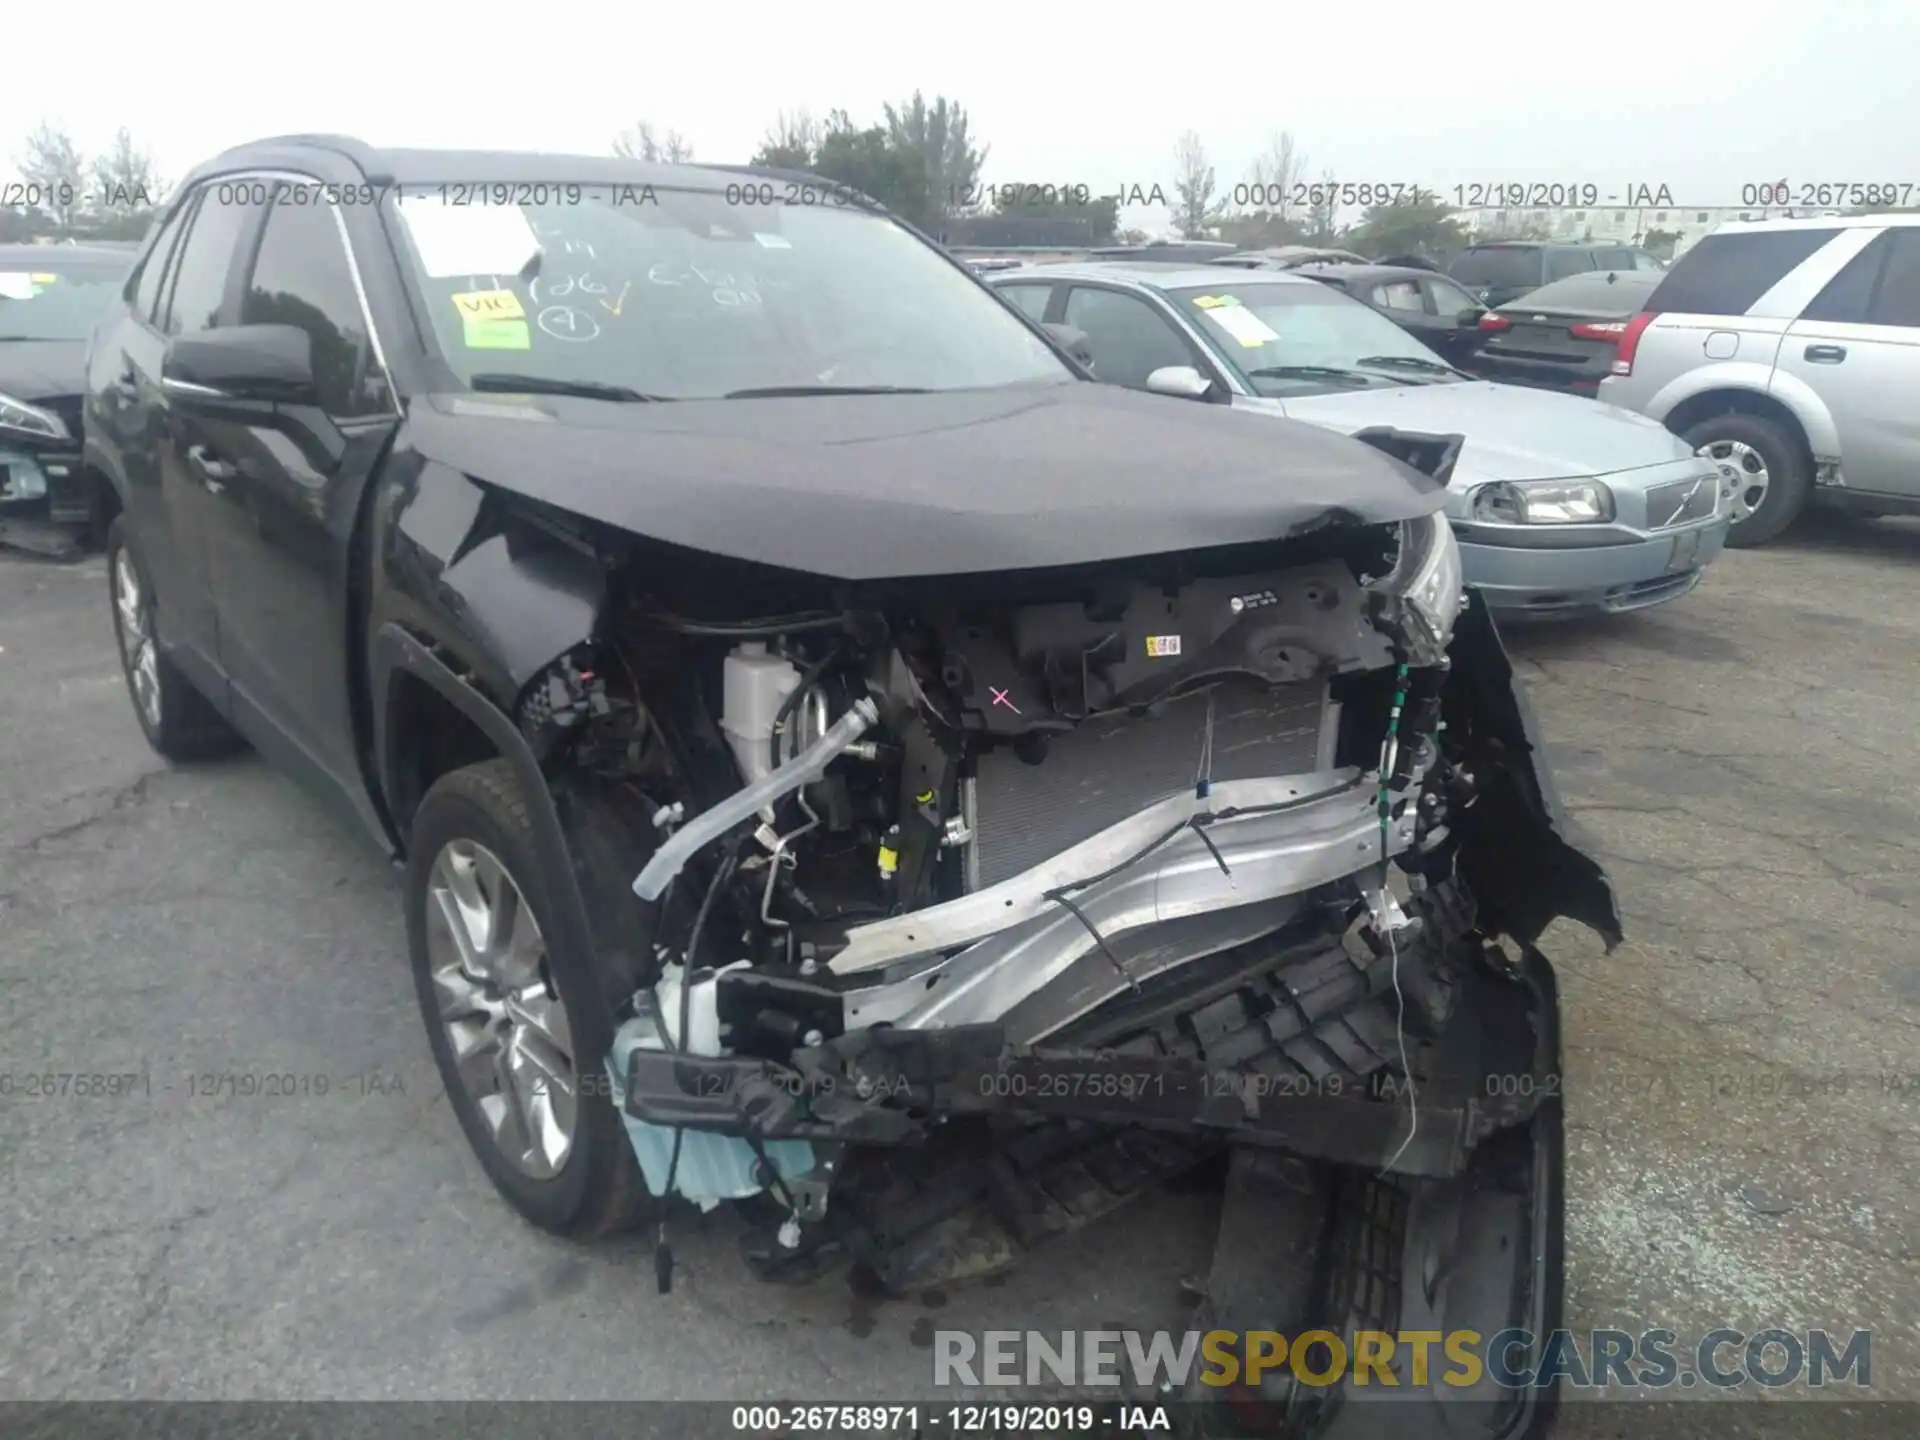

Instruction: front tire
[406,759,655,1239]
[106,517,245,761]
[1683,413,1811,548]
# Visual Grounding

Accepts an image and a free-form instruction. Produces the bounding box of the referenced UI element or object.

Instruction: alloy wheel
[113,549,162,729]
[1698,439,1770,523]
[424,839,578,1179]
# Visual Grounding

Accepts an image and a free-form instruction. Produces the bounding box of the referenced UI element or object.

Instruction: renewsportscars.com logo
[933,1327,1873,1392]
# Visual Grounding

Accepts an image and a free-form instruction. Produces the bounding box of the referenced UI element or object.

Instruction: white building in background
[1454,204,1844,258]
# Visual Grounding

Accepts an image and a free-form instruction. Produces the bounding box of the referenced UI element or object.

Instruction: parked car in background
[990,261,1730,619]
[1450,241,1665,307]
[1290,261,1490,366]
[0,244,133,554]
[1600,213,1920,546]
[1471,269,1664,396]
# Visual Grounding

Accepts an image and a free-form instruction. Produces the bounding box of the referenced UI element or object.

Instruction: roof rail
[216,134,392,183]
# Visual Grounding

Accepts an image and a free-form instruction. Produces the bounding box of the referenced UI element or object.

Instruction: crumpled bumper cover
[623,879,1560,1180]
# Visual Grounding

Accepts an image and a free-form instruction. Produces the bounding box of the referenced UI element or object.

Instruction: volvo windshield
[1166,282,1461,397]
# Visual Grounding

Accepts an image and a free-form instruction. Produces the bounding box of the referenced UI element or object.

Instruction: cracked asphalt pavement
[1,514,1914,1421]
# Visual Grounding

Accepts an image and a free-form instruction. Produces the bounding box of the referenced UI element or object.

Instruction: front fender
[378,458,608,710]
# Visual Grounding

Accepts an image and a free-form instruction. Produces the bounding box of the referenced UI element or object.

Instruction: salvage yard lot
[1,516,1915,1413]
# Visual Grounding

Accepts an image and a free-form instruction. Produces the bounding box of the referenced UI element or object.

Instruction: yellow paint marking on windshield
[598,281,631,317]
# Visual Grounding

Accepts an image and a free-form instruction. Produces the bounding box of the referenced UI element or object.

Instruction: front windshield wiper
[468,373,673,402]
[722,384,930,398]
[1243,365,1393,387]
[1354,355,1466,378]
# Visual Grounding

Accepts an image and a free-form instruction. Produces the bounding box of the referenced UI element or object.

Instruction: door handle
[1804,344,1847,363]
[186,444,238,492]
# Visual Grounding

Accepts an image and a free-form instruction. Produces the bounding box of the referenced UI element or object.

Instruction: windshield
[1166,282,1459,396]
[1449,247,1541,289]
[0,261,128,341]
[387,186,1073,400]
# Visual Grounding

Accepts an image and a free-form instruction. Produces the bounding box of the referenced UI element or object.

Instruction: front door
[146,184,259,693]
[185,183,402,830]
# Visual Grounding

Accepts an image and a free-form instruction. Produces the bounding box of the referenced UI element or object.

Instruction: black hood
[0,339,85,403]
[408,383,1443,580]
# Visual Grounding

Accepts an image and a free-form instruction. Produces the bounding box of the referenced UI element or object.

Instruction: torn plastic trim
[826,770,1417,1036]
[633,697,879,901]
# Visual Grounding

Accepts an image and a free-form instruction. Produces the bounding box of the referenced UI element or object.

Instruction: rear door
[1420,274,1485,362]
[188,181,403,821]
[1776,227,1920,495]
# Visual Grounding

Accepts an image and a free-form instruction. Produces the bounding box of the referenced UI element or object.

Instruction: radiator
[968,678,1332,889]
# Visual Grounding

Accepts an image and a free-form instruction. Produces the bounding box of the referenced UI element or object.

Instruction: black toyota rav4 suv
[90,135,1615,1429]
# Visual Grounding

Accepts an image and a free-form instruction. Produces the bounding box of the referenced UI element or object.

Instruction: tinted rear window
[1645,229,1839,315]
[1502,270,1662,314]
[1450,247,1540,287]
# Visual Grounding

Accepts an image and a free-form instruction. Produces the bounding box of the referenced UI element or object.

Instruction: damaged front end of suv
[382,409,1616,1428]
[376,405,1615,1435]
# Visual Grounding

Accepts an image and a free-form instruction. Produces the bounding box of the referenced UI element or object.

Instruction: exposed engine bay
[504,430,1618,1323]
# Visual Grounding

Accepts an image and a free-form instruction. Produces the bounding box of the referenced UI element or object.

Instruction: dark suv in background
[0,244,132,553]
[1450,240,1665,306]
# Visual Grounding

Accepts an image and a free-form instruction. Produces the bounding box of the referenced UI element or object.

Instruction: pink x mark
[990,686,1021,714]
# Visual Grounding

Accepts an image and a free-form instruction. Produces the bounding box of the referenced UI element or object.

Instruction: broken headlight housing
[0,392,69,443]
[1375,510,1465,665]
[1471,478,1615,524]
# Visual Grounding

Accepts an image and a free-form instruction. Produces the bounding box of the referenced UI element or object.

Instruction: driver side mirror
[161,324,317,405]
[1145,365,1214,400]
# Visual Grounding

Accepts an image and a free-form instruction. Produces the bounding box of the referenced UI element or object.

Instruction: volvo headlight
[1471,479,1614,524]
[0,392,68,443]
[1374,511,1465,665]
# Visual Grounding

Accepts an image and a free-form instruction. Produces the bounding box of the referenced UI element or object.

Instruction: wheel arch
[1662,387,1820,473]
[371,624,617,1056]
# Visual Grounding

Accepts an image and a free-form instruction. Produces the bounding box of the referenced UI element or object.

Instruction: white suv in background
[1600,214,1920,546]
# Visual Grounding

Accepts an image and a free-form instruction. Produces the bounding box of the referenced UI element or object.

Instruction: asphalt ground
[1,513,1915,1429]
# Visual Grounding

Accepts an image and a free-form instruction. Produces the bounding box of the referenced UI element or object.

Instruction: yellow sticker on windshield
[463,316,531,350]
[451,288,525,322]
[1193,295,1232,309]
[28,273,57,284]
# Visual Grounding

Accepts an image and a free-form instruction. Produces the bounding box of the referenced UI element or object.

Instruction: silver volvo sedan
[992,262,1732,620]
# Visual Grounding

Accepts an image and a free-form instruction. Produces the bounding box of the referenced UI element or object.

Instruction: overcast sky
[6,0,1917,220]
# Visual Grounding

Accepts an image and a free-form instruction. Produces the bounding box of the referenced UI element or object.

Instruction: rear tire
[106,517,246,761]
[1682,412,1810,548]
[406,759,656,1239]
